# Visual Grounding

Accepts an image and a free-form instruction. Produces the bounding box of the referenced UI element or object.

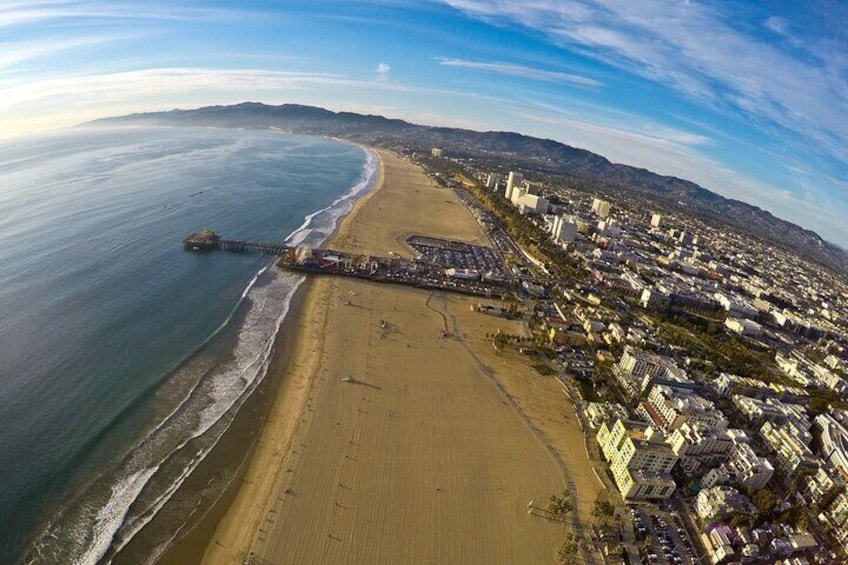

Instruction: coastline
[163,148,601,564]
[200,149,601,564]
[149,148,385,564]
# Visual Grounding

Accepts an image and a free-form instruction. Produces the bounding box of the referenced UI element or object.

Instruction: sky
[2,1,848,246]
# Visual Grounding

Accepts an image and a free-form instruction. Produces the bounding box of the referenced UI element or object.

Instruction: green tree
[558,533,579,563]
[547,490,574,519]
[752,489,778,516]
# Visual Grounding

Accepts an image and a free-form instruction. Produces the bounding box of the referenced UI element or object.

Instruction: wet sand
[200,150,602,564]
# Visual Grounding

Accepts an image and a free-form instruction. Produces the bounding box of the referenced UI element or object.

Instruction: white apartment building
[615,345,674,397]
[597,418,677,500]
[650,213,662,228]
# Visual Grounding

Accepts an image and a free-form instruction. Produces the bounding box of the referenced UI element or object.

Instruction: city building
[638,384,725,433]
[505,171,523,201]
[666,421,734,474]
[701,441,774,490]
[805,464,844,507]
[551,214,578,245]
[760,420,819,476]
[431,147,442,157]
[516,193,549,214]
[819,490,848,552]
[696,486,757,522]
[725,317,764,336]
[597,418,677,500]
[592,197,611,218]
[485,172,500,188]
[650,213,662,228]
[816,412,848,479]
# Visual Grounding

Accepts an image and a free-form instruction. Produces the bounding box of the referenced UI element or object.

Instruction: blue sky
[3,1,848,246]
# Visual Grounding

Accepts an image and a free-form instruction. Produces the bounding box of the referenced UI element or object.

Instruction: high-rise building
[592,198,611,218]
[431,147,442,157]
[505,171,523,201]
[650,213,662,228]
[485,173,500,189]
[551,214,578,244]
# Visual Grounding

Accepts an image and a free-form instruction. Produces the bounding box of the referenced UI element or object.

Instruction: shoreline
[150,147,385,564]
[200,149,600,564]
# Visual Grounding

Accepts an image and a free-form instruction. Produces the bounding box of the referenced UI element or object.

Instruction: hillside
[84,102,847,272]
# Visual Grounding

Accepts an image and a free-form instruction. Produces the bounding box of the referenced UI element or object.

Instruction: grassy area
[532,363,556,376]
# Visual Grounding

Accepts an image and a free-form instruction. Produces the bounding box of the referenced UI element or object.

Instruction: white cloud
[375,62,391,79]
[440,0,848,178]
[437,57,602,87]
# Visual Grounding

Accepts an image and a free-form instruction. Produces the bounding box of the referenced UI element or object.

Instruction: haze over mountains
[85,102,847,273]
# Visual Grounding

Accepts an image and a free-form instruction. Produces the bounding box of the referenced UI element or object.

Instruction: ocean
[0,126,378,564]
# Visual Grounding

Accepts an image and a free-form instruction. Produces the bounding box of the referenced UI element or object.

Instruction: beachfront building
[597,418,677,500]
[584,402,629,429]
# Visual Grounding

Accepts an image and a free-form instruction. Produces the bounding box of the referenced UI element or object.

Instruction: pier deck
[183,231,290,255]
[183,231,512,299]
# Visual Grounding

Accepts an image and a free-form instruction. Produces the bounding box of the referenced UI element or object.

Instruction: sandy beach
[200,150,602,564]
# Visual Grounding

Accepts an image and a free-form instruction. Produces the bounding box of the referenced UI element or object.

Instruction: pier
[183,231,290,255]
[183,231,511,299]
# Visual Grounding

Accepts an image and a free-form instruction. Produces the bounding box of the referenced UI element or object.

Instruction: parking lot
[631,505,700,565]
[407,235,509,279]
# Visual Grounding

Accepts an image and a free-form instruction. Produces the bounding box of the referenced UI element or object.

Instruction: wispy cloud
[440,0,848,181]
[0,32,144,70]
[0,1,267,28]
[437,57,602,87]
[763,16,791,37]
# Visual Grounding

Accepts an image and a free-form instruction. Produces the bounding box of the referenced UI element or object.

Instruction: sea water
[0,127,377,563]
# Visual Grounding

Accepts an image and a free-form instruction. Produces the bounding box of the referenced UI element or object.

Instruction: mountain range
[84,102,847,273]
